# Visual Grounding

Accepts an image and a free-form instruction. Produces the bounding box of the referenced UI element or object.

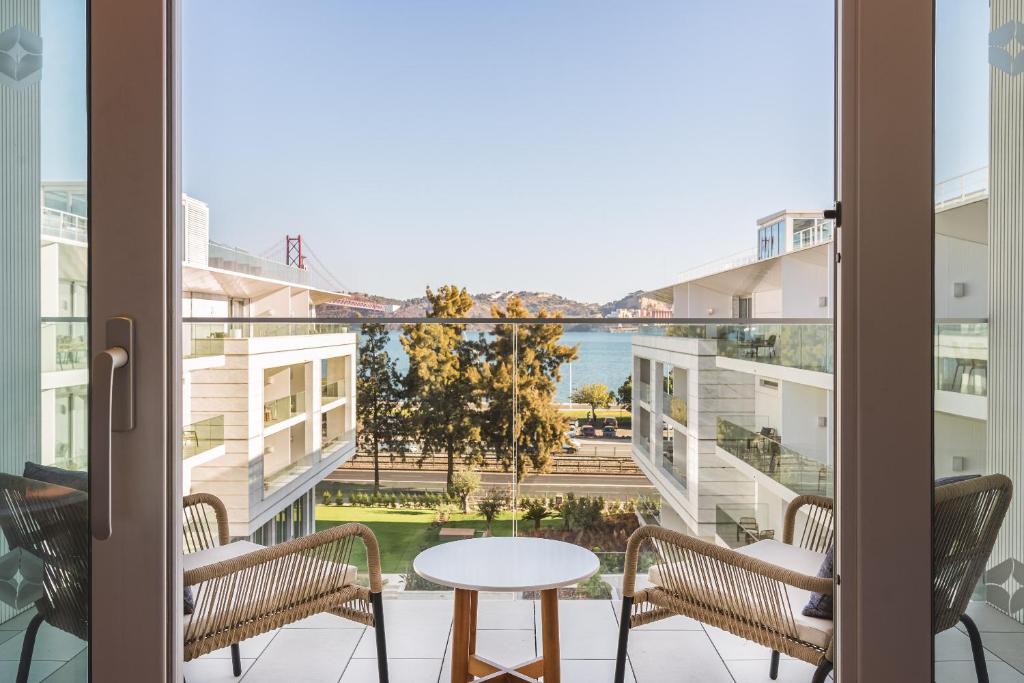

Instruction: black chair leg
[811,658,833,683]
[17,612,46,683]
[614,596,633,683]
[769,650,780,679]
[231,643,242,676]
[960,614,989,683]
[371,592,389,683]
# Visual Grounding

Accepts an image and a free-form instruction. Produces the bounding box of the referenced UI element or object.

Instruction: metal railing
[264,391,305,427]
[41,207,89,244]
[339,450,642,476]
[206,241,339,292]
[183,415,225,459]
[792,221,834,251]
[935,166,989,209]
[677,248,759,283]
[716,417,833,497]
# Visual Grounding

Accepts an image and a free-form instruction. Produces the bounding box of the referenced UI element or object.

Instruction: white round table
[413,537,599,683]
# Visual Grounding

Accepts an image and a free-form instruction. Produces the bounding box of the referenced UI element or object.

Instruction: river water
[380,329,638,403]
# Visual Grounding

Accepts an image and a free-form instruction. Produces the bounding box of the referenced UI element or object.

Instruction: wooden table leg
[468,590,479,657]
[452,589,474,683]
[540,589,560,683]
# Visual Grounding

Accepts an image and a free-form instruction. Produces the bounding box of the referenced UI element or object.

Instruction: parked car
[581,425,596,437]
[563,438,581,454]
[602,426,617,438]
[603,417,619,428]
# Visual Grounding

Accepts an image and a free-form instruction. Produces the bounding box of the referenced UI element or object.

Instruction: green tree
[356,323,407,491]
[450,468,481,514]
[571,383,612,423]
[522,498,551,531]
[616,375,633,411]
[477,297,578,478]
[401,285,482,491]
[476,487,510,533]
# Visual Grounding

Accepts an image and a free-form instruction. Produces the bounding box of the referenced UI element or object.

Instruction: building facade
[40,187,358,541]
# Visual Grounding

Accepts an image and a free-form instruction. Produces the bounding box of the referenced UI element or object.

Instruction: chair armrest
[783,495,834,552]
[184,522,384,593]
[183,492,230,551]
[621,524,833,599]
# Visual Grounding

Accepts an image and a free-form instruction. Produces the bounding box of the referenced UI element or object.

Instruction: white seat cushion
[647,539,833,648]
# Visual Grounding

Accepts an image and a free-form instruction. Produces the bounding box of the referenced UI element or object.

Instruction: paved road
[325,468,655,499]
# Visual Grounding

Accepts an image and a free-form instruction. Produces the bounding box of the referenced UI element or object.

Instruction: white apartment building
[631,210,835,547]
[40,186,358,542]
[634,188,989,549]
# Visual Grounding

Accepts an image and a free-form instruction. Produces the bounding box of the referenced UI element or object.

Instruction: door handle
[92,317,134,541]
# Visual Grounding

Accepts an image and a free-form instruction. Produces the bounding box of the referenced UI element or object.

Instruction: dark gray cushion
[935,474,981,486]
[23,462,88,492]
[184,586,195,615]
[802,545,834,619]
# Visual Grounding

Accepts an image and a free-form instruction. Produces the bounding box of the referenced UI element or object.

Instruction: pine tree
[477,297,578,479]
[356,323,406,491]
[401,285,482,492]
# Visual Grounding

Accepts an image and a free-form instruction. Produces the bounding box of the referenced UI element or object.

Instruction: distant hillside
[392,291,602,318]
[599,290,649,317]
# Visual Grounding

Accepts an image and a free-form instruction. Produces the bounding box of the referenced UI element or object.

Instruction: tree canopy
[356,322,406,490]
[476,296,578,479]
[401,285,482,491]
[571,383,613,423]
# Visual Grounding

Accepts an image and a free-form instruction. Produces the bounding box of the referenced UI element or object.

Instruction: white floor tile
[967,603,1024,633]
[240,628,361,683]
[475,629,536,664]
[538,600,619,660]
[727,658,832,683]
[977,632,1024,672]
[627,630,734,683]
[184,657,256,682]
[198,631,279,660]
[0,659,63,683]
[935,627,1000,661]
[340,657,441,683]
[936,660,1024,683]
[476,600,534,630]
[41,650,88,682]
[352,601,451,659]
[703,626,777,661]
[563,658,636,683]
[0,623,86,662]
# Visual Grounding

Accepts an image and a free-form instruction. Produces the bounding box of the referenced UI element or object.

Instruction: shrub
[476,487,511,532]
[435,502,458,525]
[322,490,332,506]
[522,498,551,531]
[451,469,482,514]
[334,490,345,506]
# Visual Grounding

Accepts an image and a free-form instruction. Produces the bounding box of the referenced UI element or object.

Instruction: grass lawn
[316,505,564,574]
[560,408,630,422]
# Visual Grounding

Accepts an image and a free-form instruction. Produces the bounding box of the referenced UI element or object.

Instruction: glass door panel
[933,0,1023,677]
[1,0,90,679]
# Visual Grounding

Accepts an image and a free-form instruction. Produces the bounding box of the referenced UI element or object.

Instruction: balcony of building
[935,319,987,420]
[716,416,833,499]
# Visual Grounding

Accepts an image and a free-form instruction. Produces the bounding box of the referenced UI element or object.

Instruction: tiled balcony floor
[0,597,1019,681]
[180,599,1024,683]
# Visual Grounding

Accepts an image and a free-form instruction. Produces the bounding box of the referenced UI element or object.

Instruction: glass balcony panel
[935,321,988,396]
[263,391,305,427]
[716,502,773,549]
[321,379,344,402]
[41,320,89,372]
[183,415,225,459]
[716,415,833,497]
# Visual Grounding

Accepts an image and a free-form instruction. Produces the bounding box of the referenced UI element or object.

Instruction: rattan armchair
[182,493,389,682]
[0,474,88,683]
[614,475,1013,683]
[615,494,836,683]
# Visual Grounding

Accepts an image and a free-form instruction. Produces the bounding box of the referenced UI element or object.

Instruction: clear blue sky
[182,0,838,302]
[40,0,989,304]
